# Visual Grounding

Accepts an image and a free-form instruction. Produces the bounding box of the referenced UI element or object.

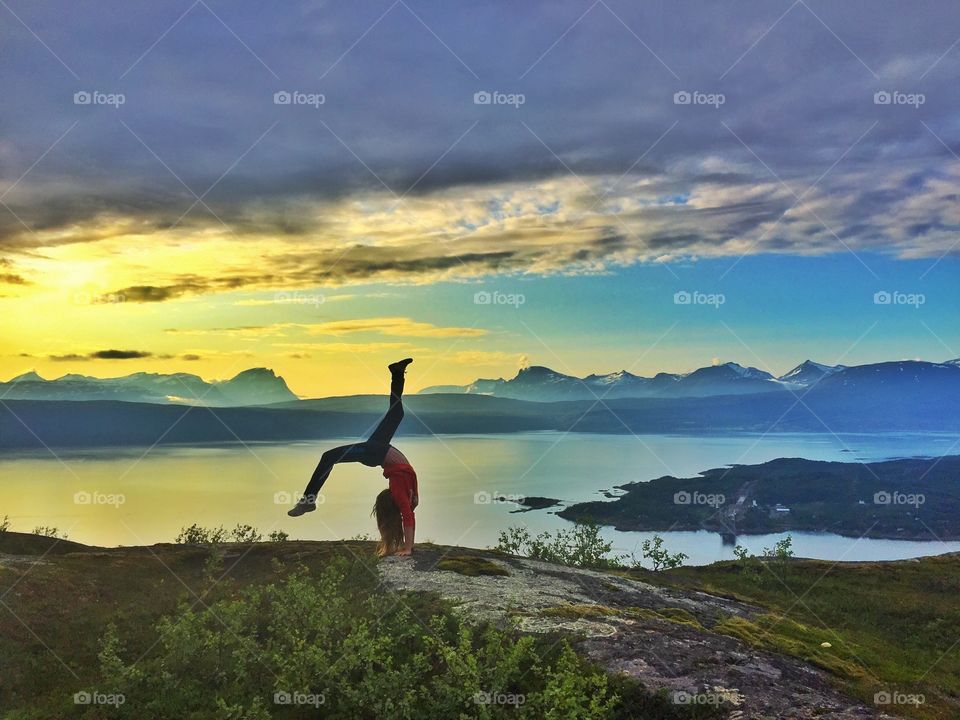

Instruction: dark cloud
[2,0,958,273]
[116,274,279,302]
[90,350,153,360]
[115,284,202,303]
[0,258,28,284]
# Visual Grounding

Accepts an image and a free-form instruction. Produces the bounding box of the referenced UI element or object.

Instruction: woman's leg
[367,376,403,447]
[366,363,409,451]
[304,442,383,497]
[288,359,412,517]
[289,442,379,516]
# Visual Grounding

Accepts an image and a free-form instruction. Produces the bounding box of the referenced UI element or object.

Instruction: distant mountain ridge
[0,367,297,406]
[419,358,957,401]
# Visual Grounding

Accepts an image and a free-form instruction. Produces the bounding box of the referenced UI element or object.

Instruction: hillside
[558,456,960,540]
[1,532,957,718]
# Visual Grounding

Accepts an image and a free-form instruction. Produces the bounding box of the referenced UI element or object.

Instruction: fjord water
[2,432,959,565]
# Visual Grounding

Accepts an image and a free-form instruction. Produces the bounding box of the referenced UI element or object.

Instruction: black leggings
[302,372,405,500]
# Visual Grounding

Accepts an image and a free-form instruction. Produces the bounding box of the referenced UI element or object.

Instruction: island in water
[558,455,960,540]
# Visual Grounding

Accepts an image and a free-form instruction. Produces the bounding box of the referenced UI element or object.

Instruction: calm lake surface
[3,432,959,565]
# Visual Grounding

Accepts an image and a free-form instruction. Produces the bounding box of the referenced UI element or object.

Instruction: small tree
[637,535,687,571]
[732,544,763,582]
[267,530,289,542]
[0,515,10,534]
[763,535,794,562]
[762,535,794,580]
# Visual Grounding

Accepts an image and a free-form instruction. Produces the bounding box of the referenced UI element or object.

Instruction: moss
[435,555,509,577]
[540,603,620,620]
[714,614,867,680]
[625,606,704,630]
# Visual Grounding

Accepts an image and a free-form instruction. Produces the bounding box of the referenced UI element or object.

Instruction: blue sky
[1,0,958,394]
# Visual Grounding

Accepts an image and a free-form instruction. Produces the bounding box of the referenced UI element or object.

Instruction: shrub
[0,515,10,534]
[731,536,794,583]
[495,521,626,569]
[763,535,794,563]
[97,558,629,719]
[637,535,688,571]
[267,530,289,543]
[32,526,67,539]
[174,524,228,545]
[231,524,263,543]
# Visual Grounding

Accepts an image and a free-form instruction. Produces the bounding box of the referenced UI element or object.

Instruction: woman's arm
[389,479,416,555]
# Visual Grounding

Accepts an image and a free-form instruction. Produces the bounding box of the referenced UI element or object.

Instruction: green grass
[5,529,958,718]
[0,534,711,719]
[657,554,960,719]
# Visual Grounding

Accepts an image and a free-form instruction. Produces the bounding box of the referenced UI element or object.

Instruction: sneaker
[287,498,316,517]
[388,358,414,374]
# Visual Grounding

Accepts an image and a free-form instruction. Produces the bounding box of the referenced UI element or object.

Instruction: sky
[1,0,959,397]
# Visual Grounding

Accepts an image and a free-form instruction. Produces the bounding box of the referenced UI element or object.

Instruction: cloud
[171,317,485,339]
[92,349,152,360]
[70,349,153,360]
[165,325,277,336]
[450,350,525,366]
[0,258,28,285]
[276,341,417,354]
[114,285,196,303]
[2,0,960,297]
[304,317,486,338]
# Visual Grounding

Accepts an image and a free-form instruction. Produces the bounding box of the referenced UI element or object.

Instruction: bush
[0,515,10,534]
[32,525,67,539]
[731,536,794,583]
[174,524,281,544]
[96,558,629,719]
[637,535,688,571]
[495,521,626,569]
[174,524,228,544]
[495,525,690,572]
[231,524,263,543]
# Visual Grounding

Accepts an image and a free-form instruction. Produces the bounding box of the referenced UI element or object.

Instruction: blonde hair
[372,488,403,557]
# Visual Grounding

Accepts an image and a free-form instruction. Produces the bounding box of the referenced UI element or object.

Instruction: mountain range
[0,368,297,406]
[2,358,958,408]
[419,359,958,402]
[2,358,959,448]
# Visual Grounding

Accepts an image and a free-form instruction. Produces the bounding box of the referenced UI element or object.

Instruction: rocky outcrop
[379,547,897,720]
